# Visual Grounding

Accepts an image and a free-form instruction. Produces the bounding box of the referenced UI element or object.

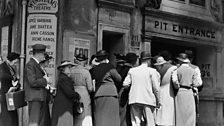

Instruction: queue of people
[0,43,203,126]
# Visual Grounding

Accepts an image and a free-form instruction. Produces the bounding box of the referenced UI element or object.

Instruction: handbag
[73,100,84,115]
[5,89,27,111]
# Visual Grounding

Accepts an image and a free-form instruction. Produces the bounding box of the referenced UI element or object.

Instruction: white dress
[156,66,176,126]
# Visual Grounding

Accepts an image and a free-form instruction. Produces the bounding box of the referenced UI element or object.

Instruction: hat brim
[154,61,167,66]
[91,58,100,65]
[141,57,152,60]
[176,57,190,63]
[95,53,109,57]
[57,63,75,70]
[116,59,126,63]
[76,58,87,61]
[33,49,46,53]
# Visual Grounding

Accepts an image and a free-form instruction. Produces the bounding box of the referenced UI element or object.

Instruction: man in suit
[24,44,52,126]
[123,51,161,126]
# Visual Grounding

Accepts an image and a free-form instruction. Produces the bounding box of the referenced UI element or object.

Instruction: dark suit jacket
[24,58,48,101]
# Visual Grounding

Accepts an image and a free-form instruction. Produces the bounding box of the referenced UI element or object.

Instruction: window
[189,0,205,6]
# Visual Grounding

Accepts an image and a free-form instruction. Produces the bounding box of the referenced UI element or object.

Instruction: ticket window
[102,31,125,66]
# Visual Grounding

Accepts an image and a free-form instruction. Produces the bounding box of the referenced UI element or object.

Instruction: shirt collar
[32,57,39,64]
[181,63,189,67]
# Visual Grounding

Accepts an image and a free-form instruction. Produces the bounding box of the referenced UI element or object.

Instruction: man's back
[24,58,47,102]
[123,64,160,106]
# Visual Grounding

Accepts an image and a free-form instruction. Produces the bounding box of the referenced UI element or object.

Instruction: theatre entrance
[102,30,125,66]
[151,37,196,64]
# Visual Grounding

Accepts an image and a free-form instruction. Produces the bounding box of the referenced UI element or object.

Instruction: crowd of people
[0,43,203,126]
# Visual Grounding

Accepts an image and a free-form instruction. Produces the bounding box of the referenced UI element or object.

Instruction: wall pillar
[214,47,223,96]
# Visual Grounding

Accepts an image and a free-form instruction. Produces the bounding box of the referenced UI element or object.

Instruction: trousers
[130,103,156,126]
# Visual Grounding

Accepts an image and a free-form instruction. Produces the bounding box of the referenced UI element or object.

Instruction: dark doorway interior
[151,37,196,64]
[102,31,124,66]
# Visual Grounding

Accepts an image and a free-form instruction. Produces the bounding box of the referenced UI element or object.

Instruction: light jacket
[123,63,161,107]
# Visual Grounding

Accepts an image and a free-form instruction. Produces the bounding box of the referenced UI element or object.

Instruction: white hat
[91,58,100,66]
[176,53,190,63]
[57,60,75,70]
[154,56,167,66]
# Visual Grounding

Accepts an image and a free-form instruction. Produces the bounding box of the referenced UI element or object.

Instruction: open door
[102,30,125,66]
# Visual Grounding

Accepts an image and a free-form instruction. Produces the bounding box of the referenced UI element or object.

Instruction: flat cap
[32,44,46,52]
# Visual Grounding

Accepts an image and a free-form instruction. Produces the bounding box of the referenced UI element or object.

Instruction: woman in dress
[0,52,20,126]
[71,54,94,126]
[154,56,176,126]
[90,50,122,126]
[51,60,80,126]
[172,53,201,126]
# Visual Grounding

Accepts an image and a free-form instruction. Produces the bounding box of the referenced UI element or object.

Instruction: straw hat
[57,60,75,70]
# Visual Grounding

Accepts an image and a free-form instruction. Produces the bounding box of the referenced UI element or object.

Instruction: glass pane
[190,0,205,6]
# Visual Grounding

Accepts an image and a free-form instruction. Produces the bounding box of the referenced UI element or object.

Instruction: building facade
[0,0,224,126]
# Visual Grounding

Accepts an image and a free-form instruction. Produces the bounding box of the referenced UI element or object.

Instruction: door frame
[97,23,129,54]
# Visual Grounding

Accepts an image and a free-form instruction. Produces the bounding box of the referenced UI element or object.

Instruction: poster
[69,38,90,62]
[1,26,9,60]
[26,14,57,86]
[28,0,58,13]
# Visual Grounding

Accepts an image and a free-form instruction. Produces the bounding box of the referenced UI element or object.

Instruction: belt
[180,85,192,89]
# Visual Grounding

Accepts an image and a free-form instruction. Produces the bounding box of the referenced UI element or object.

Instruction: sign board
[26,14,57,86]
[1,26,9,60]
[99,8,130,27]
[145,16,222,43]
[28,0,58,13]
[68,38,90,62]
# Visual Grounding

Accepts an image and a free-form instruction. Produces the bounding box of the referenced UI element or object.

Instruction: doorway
[102,30,124,66]
[151,37,196,64]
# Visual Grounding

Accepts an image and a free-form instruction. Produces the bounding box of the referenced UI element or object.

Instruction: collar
[181,63,189,67]
[124,63,133,67]
[32,57,39,64]
[140,63,148,67]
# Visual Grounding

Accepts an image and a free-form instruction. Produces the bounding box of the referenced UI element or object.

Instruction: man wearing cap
[171,53,201,126]
[154,56,177,126]
[123,51,161,126]
[70,53,93,126]
[24,44,52,126]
